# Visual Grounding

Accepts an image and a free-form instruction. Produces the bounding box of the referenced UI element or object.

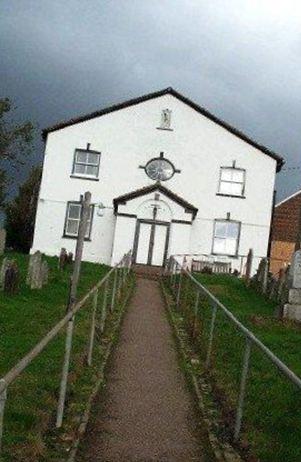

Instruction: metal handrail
[165,255,301,441]
[0,250,132,452]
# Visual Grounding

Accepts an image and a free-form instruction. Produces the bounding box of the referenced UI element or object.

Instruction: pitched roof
[276,189,301,207]
[42,87,284,171]
[113,182,198,218]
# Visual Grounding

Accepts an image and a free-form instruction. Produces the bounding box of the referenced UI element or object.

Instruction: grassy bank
[0,251,122,461]
[176,273,301,462]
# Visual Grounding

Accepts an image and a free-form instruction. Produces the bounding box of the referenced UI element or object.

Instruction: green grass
[176,273,301,462]
[0,251,119,461]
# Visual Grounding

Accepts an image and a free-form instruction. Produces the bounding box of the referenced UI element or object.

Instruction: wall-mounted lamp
[96,202,106,217]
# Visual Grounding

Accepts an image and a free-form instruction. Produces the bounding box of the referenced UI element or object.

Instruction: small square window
[64,202,93,239]
[72,149,100,178]
[218,167,245,197]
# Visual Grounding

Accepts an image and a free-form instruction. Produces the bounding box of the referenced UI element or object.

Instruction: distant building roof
[276,189,301,208]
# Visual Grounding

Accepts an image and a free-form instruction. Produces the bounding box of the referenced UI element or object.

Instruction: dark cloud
[1,0,301,201]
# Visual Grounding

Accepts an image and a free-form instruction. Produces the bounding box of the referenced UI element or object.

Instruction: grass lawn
[0,251,113,461]
[186,273,301,462]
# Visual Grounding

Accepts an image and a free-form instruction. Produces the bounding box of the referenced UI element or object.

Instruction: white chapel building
[32,88,284,272]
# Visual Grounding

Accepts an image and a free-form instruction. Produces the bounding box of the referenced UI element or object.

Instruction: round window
[145,158,175,181]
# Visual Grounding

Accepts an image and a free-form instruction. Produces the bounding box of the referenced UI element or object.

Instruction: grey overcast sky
[1,0,301,201]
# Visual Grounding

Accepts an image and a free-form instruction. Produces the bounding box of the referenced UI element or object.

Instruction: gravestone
[41,261,49,286]
[245,248,253,283]
[283,250,301,321]
[67,252,73,265]
[58,248,68,270]
[255,257,269,293]
[27,251,47,289]
[3,260,19,294]
[0,229,6,255]
[31,251,43,289]
[0,257,9,289]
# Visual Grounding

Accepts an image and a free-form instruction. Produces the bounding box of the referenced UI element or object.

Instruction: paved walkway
[78,278,213,462]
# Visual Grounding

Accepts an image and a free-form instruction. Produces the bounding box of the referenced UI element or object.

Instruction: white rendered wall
[32,93,277,270]
[111,215,136,265]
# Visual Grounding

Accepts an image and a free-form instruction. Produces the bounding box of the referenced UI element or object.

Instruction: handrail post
[205,302,217,368]
[122,261,126,286]
[56,191,91,428]
[87,289,98,366]
[117,267,122,299]
[0,380,7,452]
[100,279,109,333]
[172,262,177,291]
[111,268,118,312]
[192,290,200,338]
[234,337,252,441]
[176,270,183,309]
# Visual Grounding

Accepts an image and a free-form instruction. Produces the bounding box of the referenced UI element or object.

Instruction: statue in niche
[160,109,172,129]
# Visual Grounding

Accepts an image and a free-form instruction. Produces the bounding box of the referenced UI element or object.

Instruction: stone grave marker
[3,260,19,294]
[26,251,43,289]
[245,248,253,283]
[0,229,6,255]
[283,250,301,321]
[58,248,68,270]
[0,257,8,289]
[290,250,301,289]
[31,251,43,289]
[41,260,49,286]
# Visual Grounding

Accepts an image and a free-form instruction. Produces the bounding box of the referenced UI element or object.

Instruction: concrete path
[78,278,213,462]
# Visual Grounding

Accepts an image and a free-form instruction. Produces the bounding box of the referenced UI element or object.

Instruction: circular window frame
[144,157,176,181]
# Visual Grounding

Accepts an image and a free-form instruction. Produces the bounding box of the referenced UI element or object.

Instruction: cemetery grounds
[0,251,117,461]
[190,273,301,462]
[1,252,301,461]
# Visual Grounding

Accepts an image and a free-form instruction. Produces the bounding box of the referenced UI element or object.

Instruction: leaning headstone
[41,260,49,286]
[0,229,6,255]
[261,258,269,294]
[4,260,19,294]
[268,277,278,300]
[30,251,43,289]
[0,257,9,289]
[245,248,253,284]
[26,253,35,285]
[283,250,301,321]
[67,252,73,265]
[277,267,287,300]
[58,248,68,270]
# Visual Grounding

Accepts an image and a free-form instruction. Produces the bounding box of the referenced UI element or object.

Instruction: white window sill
[70,174,99,182]
[216,193,245,199]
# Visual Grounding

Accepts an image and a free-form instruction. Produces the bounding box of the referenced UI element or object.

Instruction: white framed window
[218,167,245,197]
[64,202,93,239]
[72,149,100,178]
[212,220,240,256]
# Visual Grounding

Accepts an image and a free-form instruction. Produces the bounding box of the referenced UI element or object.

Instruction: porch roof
[113,182,198,219]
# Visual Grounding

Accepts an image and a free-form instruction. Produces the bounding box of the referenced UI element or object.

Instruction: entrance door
[135,223,152,265]
[151,224,168,266]
[135,221,169,266]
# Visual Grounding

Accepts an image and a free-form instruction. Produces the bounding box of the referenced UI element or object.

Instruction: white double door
[135,221,168,266]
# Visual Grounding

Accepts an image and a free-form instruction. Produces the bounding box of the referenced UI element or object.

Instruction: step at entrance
[132,264,164,280]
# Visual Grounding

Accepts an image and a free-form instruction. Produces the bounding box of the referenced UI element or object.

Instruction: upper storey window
[72,148,100,179]
[218,167,246,197]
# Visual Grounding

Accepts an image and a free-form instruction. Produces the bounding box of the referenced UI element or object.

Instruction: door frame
[133,219,170,266]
